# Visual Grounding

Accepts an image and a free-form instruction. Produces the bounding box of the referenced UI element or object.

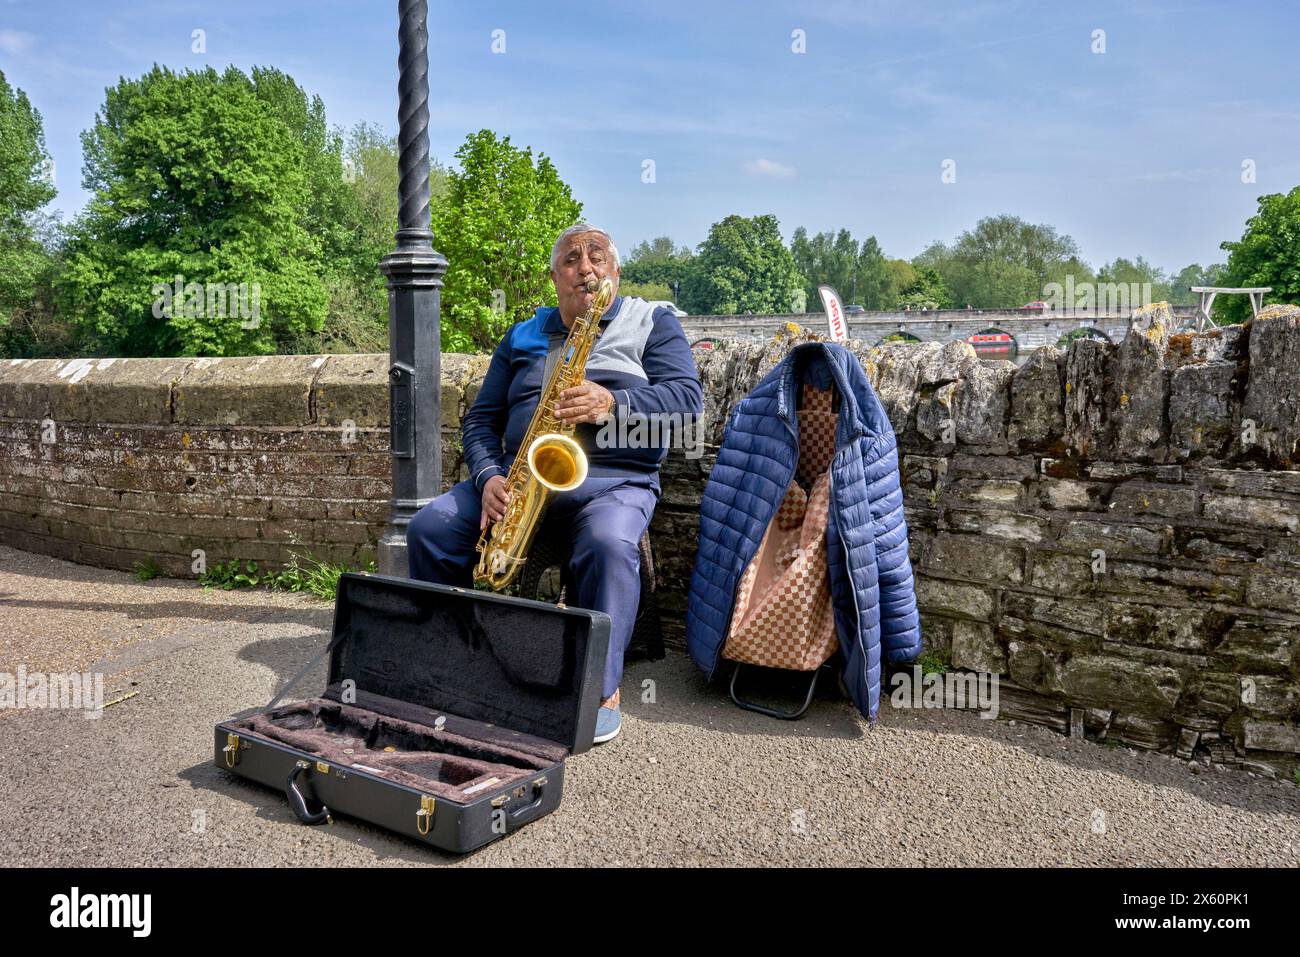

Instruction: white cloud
[744,158,796,178]
[0,29,34,55]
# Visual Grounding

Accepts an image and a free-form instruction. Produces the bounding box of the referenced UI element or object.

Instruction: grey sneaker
[593,704,622,744]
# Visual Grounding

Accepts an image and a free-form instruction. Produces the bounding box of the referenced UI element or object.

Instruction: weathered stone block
[994,682,1069,732]
[919,615,953,657]
[1211,617,1295,673]
[951,620,1006,673]
[1054,519,1170,557]
[1243,568,1300,612]
[311,353,387,428]
[1008,347,1064,450]
[953,360,1013,447]
[1241,304,1300,466]
[1087,461,1184,482]
[1202,492,1300,533]
[1103,560,1242,603]
[53,357,194,425]
[1058,654,1182,715]
[1037,478,1104,511]
[1027,551,1098,594]
[945,509,1047,543]
[1001,591,1105,637]
[1240,675,1299,721]
[1169,361,1237,458]
[1200,468,1300,496]
[914,577,994,620]
[1107,482,1197,520]
[1242,720,1300,753]
[944,477,1024,507]
[1108,302,1173,462]
[1107,713,1178,750]
[924,533,1024,584]
[1006,640,1061,694]
[949,452,1037,480]
[1105,602,1216,652]
[1063,338,1114,458]
[174,355,326,426]
[863,341,924,438]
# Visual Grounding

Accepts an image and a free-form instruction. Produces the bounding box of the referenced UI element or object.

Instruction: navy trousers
[407,472,660,700]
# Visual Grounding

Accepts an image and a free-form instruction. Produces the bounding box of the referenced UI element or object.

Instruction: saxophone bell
[527,433,587,493]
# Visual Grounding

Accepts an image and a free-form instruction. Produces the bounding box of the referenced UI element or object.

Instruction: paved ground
[1,542,1297,867]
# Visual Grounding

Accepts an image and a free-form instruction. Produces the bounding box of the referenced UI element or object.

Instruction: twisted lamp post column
[377,0,447,576]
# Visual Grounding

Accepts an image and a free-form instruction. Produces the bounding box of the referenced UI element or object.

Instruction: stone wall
[1,303,1298,773]
[0,353,477,574]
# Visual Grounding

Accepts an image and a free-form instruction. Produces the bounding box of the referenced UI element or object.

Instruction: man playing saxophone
[407,223,704,744]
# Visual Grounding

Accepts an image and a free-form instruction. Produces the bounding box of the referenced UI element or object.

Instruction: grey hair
[550,222,620,272]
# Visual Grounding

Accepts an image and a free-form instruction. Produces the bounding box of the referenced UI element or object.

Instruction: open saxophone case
[722,379,844,719]
[214,572,609,853]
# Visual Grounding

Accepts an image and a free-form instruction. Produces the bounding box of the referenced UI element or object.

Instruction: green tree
[897,265,952,310]
[0,70,58,348]
[432,129,581,353]
[1167,262,1224,307]
[682,214,803,315]
[884,259,916,306]
[855,236,894,309]
[918,215,1084,307]
[307,122,450,353]
[622,236,692,297]
[1219,186,1300,324]
[60,65,329,356]
[1095,256,1171,307]
[619,281,674,301]
[790,227,858,307]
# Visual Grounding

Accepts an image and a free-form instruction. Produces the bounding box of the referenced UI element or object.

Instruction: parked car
[845,304,866,315]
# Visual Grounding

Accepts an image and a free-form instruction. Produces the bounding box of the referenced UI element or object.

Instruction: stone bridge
[682,305,1200,355]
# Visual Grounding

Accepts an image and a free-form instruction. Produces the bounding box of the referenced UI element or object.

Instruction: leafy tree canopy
[621,236,692,293]
[680,213,803,315]
[1219,186,1300,324]
[916,214,1084,308]
[0,69,57,335]
[60,65,330,356]
[431,129,581,353]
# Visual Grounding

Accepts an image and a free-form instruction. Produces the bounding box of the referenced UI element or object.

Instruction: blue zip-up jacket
[462,296,703,492]
[685,342,922,722]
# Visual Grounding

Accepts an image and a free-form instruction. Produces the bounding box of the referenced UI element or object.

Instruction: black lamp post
[377,0,448,576]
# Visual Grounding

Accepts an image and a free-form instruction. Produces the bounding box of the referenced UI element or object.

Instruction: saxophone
[473,275,616,591]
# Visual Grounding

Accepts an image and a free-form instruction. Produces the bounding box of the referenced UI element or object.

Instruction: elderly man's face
[551,232,620,325]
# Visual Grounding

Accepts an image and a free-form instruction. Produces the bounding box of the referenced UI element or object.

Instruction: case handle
[286,760,332,825]
[508,776,547,820]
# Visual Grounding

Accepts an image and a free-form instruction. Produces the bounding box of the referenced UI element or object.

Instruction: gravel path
[1,542,1297,867]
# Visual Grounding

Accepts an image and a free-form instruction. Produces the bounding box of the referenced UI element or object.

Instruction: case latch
[223,733,241,768]
[417,795,436,835]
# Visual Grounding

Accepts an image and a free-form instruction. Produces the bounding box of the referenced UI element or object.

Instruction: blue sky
[3,0,1298,273]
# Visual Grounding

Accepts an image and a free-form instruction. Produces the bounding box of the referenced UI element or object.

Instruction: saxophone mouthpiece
[584,278,600,294]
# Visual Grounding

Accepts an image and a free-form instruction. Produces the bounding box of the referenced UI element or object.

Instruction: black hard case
[213,572,610,853]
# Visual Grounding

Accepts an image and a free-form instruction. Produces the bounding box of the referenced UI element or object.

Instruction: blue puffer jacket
[686,342,922,722]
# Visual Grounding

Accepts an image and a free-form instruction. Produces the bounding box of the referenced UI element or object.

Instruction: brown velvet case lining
[228,689,565,802]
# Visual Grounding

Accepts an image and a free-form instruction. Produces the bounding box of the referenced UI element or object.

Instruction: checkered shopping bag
[722,382,840,675]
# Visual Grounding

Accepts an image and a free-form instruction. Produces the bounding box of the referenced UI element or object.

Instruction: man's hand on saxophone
[479,474,510,531]
[554,379,615,425]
